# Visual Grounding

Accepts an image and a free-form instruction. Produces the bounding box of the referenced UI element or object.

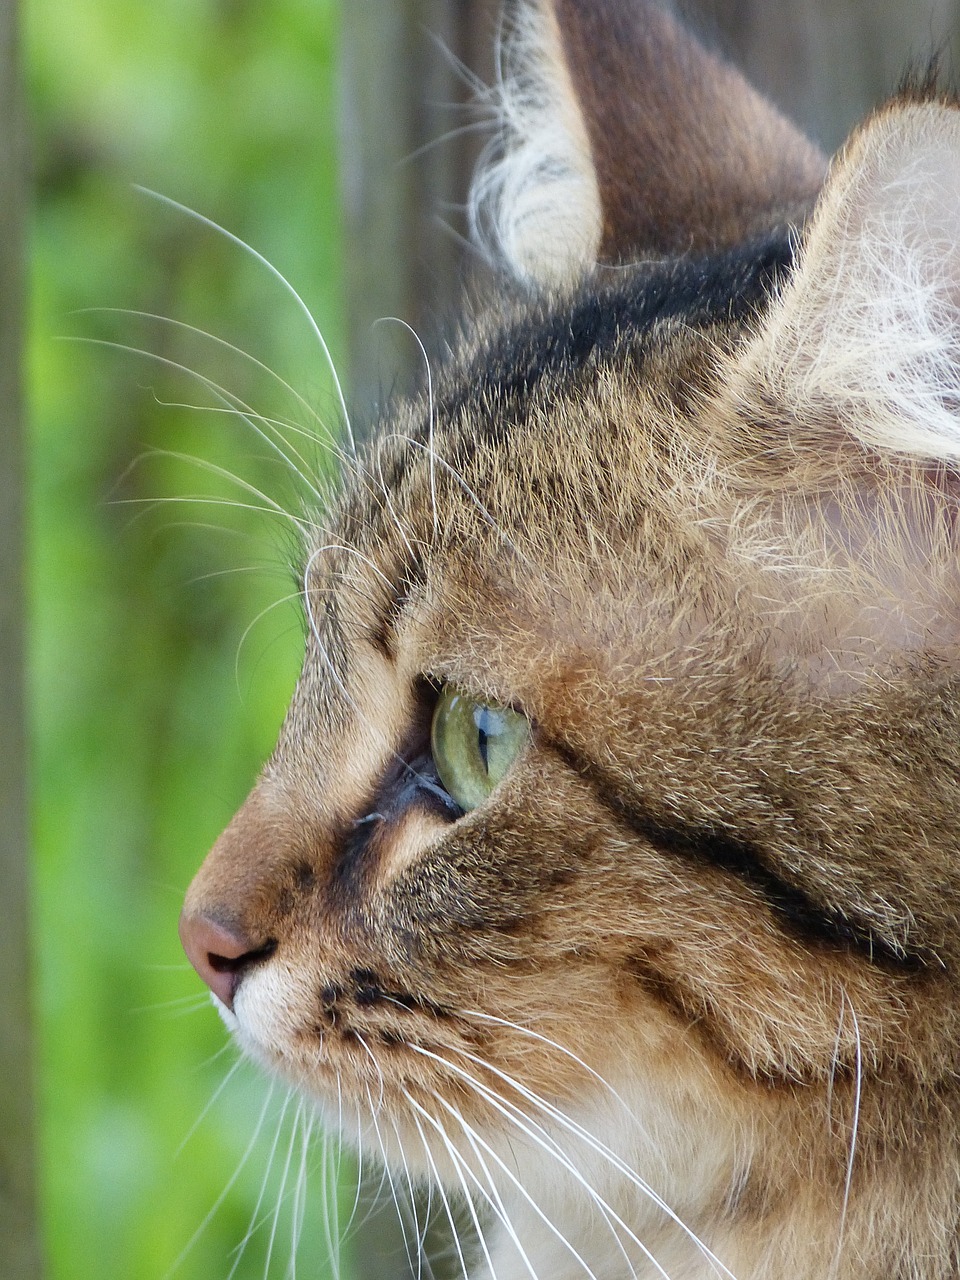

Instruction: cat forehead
[338,227,797,537]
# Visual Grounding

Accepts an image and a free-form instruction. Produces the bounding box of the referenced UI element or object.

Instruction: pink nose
[178,912,271,1011]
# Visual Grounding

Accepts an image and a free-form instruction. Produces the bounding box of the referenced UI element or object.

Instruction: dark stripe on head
[438,230,798,439]
[552,741,926,971]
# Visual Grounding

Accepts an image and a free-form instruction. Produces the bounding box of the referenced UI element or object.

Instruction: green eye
[430,686,531,813]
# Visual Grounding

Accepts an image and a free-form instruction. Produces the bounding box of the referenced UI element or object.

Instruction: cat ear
[471,0,826,285]
[746,94,960,464]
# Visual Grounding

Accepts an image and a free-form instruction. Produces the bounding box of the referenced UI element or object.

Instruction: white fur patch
[469,0,602,287]
[753,102,960,462]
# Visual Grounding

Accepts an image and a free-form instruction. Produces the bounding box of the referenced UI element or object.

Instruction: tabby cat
[179,1,960,1277]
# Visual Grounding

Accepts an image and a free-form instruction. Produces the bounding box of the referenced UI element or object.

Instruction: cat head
[181,0,960,1270]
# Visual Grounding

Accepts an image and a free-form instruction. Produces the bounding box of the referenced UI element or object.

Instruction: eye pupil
[477,724,489,771]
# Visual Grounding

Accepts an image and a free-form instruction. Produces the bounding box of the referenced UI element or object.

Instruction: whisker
[117,490,313,529]
[287,1105,314,1280]
[459,1008,646,1132]
[174,1055,245,1158]
[447,1041,735,1278]
[163,1079,276,1279]
[67,335,331,512]
[363,1081,419,1278]
[232,589,307,689]
[227,1090,295,1280]
[406,1089,529,1280]
[386,1112,431,1280]
[374,449,420,562]
[424,1069,641,1280]
[133,186,356,456]
[384,432,521,554]
[263,1095,303,1279]
[129,993,212,1016]
[407,1103,473,1280]
[406,1083,602,1280]
[829,992,862,1280]
[412,1042,733,1280]
[413,1098,500,1280]
[340,1093,366,1239]
[79,306,349,459]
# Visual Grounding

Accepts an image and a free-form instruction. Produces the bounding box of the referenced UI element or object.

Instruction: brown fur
[181,3,960,1277]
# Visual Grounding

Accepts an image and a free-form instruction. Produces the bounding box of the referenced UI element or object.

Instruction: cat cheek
[370,807,452,889]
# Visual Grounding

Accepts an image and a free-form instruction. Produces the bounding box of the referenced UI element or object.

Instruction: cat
[179,1,960,1277]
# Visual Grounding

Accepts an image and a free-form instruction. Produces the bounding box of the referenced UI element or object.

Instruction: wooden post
[0,2,42,1278]
[339,0,498,425]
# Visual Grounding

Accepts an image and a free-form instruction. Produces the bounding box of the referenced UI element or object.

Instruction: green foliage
[28,0,356,1274]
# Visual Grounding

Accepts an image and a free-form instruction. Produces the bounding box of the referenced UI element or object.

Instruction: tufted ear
[747,94,960,465]
[471,0,826,285]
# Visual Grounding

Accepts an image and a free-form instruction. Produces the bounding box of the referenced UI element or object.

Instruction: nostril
[179,910,276,1012]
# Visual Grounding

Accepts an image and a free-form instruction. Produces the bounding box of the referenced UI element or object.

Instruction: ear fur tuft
[470,0,602,286]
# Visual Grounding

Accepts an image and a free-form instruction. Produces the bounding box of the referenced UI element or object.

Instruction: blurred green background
[28,0,354,1275]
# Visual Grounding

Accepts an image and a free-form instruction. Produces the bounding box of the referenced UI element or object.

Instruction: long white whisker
[174,1055,245,1157]
[226,1090,294,1280]
[232,590,307,690]
[69,335,330,509]
[263,1096,303,1279]
[384,433,524,561]
[326,1128,344,1280]
[408,1089,537,1280]
[354,1032,387,1112]
[408,1104,472,1280]
[386,1112,432,1280]
[132,993,213,1016]
[341,1095,366,1238]
[405,1092,502,1280]
[140,394,347,489]
[830,992,862,1280]
[412,1042,732,1280]
[81,307,348,456]
[287,1106,314,1280]
[134,186,356,455]
[147,448,300,521]
[363,1081,419,1278]
[374,449,420,562]
[416,1059,643,1280]
[116,491,315,530]
[459,1009,646,1133]
[406,1084,603,1280]
[163,1080,276,1280]
[451,1042,735,1278]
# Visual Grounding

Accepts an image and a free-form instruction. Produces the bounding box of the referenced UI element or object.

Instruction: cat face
[181,1,960,1275]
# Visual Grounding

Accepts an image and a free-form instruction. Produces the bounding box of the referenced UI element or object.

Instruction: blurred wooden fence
[0,1,41,1278]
